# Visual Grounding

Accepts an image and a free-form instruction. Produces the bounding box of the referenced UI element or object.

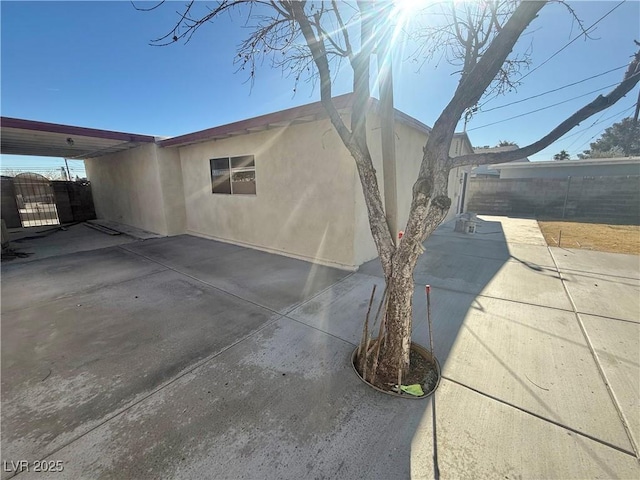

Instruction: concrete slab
[2,223,136,264]
[479,215,548,246]
[87,219,164,240]
[1,269,278,463]
[286,272,385,345]
[508,243,558,269]
[431,217,506,243]
[171,245,351,313]
[560,269,640,323]
[423,232,511,261]
[15,318,433,480]
[360,250,571,310]
[12,319,638,480]
[0,247,166,313]
[3,217,637,479]
[551,247,640,280]
[434,216,547,246]
[476,261,571,310]
[288,273,477,364]
[288,273,627,450]
[426,233,556,268]
[412,380,639,480]
[429,296,633,452]
[580,314,640,452]
[120,235,245,270]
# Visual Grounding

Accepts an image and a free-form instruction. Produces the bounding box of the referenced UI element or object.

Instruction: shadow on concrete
[358,216,511,366]
[291,216,516,477]
[2,218,633,478]
[349,215,625,477]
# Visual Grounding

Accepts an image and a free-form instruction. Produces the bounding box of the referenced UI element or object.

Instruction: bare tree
[141,0,640,389]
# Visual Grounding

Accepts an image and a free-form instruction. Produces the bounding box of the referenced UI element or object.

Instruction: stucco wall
[353,113,386,266]
[85,143,186,236]
[395,120,428,233]
[177,118,358,269]
[353,120,474,266]
[156,147,187,235]
[446,136,475,222]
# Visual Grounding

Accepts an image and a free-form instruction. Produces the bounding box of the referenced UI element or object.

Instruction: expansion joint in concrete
[441,376,637,459]
[547,247,640,460]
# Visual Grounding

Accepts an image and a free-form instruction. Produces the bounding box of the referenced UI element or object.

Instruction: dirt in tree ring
[354,344,439,396]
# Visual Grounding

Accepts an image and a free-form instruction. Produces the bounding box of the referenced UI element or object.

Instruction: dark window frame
[210,155,256,195]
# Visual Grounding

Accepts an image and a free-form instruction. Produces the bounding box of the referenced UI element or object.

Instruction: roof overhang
[1,117,157,159]
[158,94,355,148]
[157,93,436,149]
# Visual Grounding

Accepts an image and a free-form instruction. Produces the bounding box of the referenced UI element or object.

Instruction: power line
[563,109,610,150]
[479,64,628,114]
[518,0,627,83]
[571,106,635,154]
[477,0,628,111]
[560,104,635,143]
[467,80,625,131]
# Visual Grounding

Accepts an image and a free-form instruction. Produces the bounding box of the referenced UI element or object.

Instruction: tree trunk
[375,272,415,387]
[370,145,452,389]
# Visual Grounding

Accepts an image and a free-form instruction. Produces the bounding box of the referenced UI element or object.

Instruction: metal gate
[12,173,60,227]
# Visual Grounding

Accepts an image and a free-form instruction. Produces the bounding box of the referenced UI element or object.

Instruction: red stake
[426,285,434,355]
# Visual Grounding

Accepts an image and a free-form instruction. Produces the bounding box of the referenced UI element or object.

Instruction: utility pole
[64,158,72,181]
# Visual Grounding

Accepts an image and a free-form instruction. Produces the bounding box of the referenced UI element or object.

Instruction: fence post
[562,176,572,219]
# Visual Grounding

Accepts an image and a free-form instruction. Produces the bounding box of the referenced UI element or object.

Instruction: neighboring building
[492,156,640,179]
[471,145,529,177]
[2,94,474,270]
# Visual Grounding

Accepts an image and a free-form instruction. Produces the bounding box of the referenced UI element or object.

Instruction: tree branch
[287,1,350,141]
[332,0,353,59]
[290,1,394,272]
[445,1,546,122]
[452,58,640,167]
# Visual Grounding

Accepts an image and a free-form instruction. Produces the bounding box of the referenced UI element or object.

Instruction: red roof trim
[158,93,355,148]
[0,117,156,143]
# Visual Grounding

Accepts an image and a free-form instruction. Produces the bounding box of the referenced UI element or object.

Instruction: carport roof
[0,117,157,159]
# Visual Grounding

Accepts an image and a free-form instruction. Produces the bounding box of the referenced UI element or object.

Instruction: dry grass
[538,221,640,255]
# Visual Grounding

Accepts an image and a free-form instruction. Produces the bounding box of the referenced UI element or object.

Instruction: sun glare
[390,0,428,24]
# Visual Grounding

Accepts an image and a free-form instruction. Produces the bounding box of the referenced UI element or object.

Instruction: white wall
[177,118,358,269]
[353,123,475,266]
[156,147,187,235]
[353,112,387,266]
[85,112,474,268]
[85,143,186,236]
[446,137,475,221]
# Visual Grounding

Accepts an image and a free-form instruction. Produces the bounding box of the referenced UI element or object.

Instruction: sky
[1,0,639,175]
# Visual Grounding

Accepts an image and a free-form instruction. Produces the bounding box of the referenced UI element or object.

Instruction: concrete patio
[1,216,638,479]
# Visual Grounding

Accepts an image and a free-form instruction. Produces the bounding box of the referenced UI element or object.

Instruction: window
[210,155,256,195]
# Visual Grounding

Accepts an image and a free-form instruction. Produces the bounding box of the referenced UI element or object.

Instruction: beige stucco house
[84,94,473,270]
